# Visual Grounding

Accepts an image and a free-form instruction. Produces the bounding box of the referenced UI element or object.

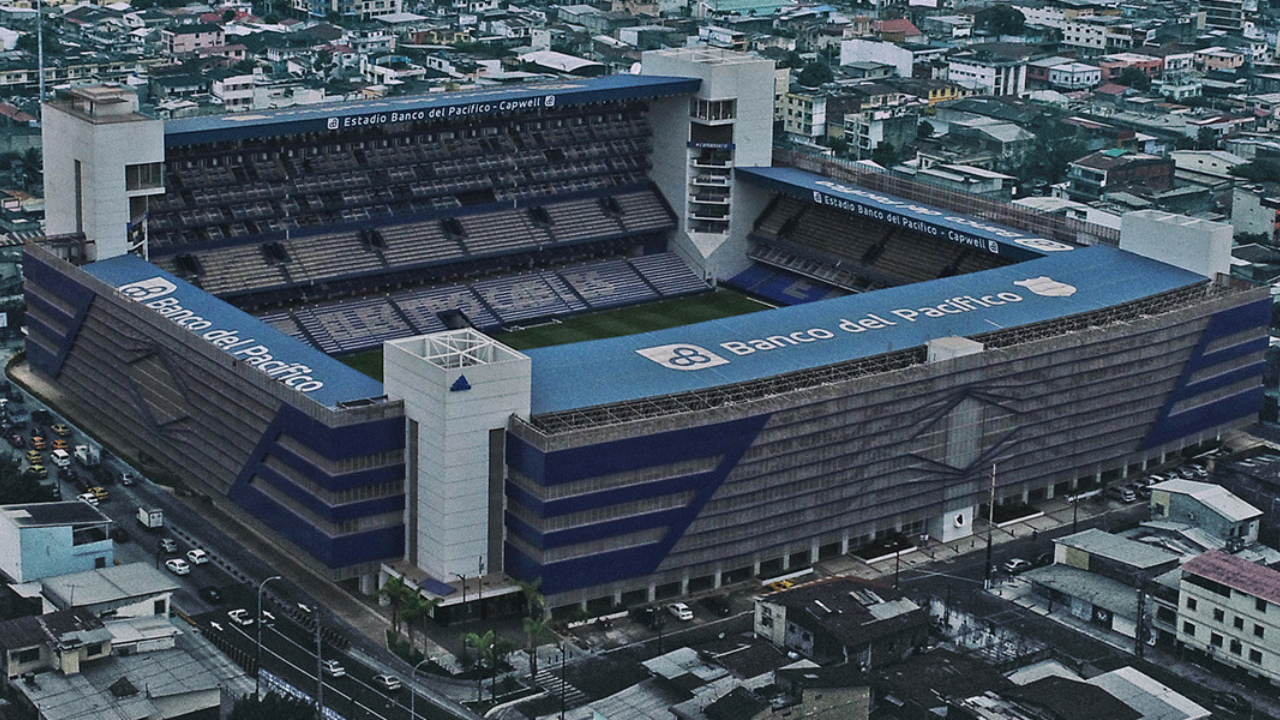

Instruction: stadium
[24,47,1270,614]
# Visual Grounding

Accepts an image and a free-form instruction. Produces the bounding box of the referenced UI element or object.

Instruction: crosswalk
[533,667,589,708]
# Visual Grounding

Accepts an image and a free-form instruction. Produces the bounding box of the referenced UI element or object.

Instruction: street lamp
[453,573,468,617]
[255,575,282,699]
[409,657,430,720]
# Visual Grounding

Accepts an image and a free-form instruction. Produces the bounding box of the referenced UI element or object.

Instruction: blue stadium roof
[164,74,701,146]
[82,255,386,409]
[525,245,1206,415]
[737,166,1077,263]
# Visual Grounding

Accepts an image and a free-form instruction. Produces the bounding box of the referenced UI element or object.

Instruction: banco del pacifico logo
[636,343,730,371]
[118,277,178,302]
[1014,276,1077,297]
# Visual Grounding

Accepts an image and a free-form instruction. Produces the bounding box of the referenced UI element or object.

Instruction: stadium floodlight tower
[42,85,164,262]
[383,329,531,609]
[641,48,776,284]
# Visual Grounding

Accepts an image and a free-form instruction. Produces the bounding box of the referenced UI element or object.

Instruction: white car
[322,659,346,678]
[187,548,210,565]
[77,492,99,506]
[227,608,253,626]
[158,538,178,553]
[667,602,694,621]
[373,674,401,691]
[164,558,191,576]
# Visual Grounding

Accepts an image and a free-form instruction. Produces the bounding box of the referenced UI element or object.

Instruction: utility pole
[36,0,44,105]
[315,610,323,718]
[985,463,996,588]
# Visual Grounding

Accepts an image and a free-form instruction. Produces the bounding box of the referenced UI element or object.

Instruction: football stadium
[24,48,1270,614]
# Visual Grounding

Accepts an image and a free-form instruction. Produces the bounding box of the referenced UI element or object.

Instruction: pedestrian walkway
[532,667,588,709]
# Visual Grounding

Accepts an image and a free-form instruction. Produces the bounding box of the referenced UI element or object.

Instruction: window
[154,599,166,615]
[1211,633,1223,647]
[1186,597,1197,610]
[1254,624,1265,639]
[14,647,38,664]
[1213,608,1225,622]
[1250,649,1263,664]
[1258,598,1268,613]
[1230,639,1242,655]
[1234,616,1244,630]
[1183,621,1196,636]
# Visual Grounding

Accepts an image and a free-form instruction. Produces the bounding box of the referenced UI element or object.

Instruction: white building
[0,502,113,584]
[1177,550,1280,686]
[1048,62,1101,90]
[946,52,1027,96]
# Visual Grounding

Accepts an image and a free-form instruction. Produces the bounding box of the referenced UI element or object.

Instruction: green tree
[514,577,545,619]
[796,61,833,88]
[1196,126,1219,150]
[521,615,554,681]
[397,592,439,642]
[975,5,1026,35]
[918,119,935,139]
[1230,158,1280,183]
[461,629,516,700]
[871,141,899,167]
[227,692,316,720]
[1115,67,1151,92]
[379,575,414,634]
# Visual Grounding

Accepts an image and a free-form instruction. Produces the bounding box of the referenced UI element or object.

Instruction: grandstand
[26,49,1270,616]
[135,75,711,356]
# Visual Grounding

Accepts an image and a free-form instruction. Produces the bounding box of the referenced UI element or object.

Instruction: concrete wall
[1120,209,1232,278]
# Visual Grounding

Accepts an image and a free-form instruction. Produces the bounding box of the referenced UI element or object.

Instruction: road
[6,382,479,720]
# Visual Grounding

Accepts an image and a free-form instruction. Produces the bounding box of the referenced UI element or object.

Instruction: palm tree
[461,629,494,701]
[514,577,545,619]
[379,575,413,634]
[398,593,440,646]
[521,615,553,681]
[461,629,516,701]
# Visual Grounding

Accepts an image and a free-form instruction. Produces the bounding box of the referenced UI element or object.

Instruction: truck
[136,507,164,530]
[74,445,100,467]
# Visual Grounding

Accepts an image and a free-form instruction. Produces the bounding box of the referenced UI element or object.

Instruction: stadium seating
[256,252,707,356]
[750,196,1012,286]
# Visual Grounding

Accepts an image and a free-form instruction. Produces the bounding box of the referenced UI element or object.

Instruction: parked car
[373,674,401,692]
[164,558,190,576]
[667,602,694,621]
[89,486,108,502]
[29,434,46,450]
[51,423,70,437]
[1002,558,1032,575]
[51,439,68,451]
[25,449,42,465]
[700,596,732,617]
[227,608,253,626]
[120,472,136,486]
[322,660,346,678]
[187,548,209,565]
[24,465,47,480]
[158,538,178,553]
[630,606,665,630]
[1105,485,1136,503]
[1032,553,1053,568]
[7,432,23,448]
[1210,691,1250,715]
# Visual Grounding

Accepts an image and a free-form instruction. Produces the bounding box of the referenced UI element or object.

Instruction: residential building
[1048,61,1102,89]
[209,69,256,111]
[0,502,113,584]
[1176,550,1280,685]
[839,83,924,159]
[1231,184,1280,243]
[1194,46,1246,72]
[41,564,179,621]
[1064,148,1175,202]
[1098,52,1164,80]
[946,46,1032,96]
[1148,479,1262,550]
[753,577,928,667]
[161,23,224,56]
[1202,0,1254,32]
[0,608,112,680]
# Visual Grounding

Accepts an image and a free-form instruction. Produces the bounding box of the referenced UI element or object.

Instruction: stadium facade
[28,48,1269,611]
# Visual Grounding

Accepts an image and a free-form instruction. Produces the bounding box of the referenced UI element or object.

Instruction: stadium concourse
[25,47,1269,618]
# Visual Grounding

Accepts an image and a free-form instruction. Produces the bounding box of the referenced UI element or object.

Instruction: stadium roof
[737,165,1075,262]
[525,244,1205,415]
[163,74,701,146]
[82,255,386,409]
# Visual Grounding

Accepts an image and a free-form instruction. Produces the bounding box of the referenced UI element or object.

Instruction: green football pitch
[337,289,771,381]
